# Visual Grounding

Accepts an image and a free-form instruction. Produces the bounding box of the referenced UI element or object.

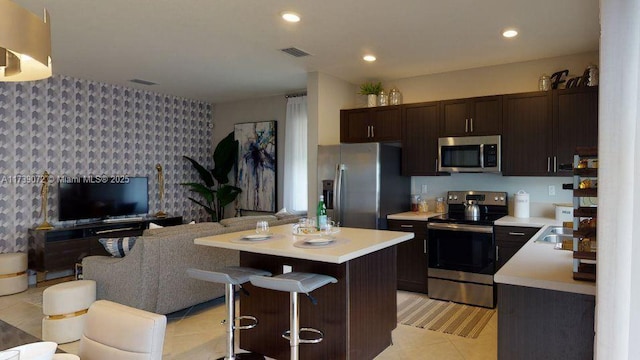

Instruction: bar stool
[249,272,338,360]
[187,266,271,360]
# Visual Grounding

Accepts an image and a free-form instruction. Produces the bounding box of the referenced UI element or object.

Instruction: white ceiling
[14,0,600,103]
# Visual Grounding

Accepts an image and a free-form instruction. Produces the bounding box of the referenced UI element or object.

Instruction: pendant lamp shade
[0,0,52,81]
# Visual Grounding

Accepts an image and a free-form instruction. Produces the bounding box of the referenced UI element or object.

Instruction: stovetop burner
[429,213,505,226]
[432,190,509,225]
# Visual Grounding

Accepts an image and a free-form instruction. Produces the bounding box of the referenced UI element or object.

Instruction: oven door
[427,222,496,276]
[427,222,496,307]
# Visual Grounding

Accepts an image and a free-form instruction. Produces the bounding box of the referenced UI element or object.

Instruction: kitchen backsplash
[412,173,573,217]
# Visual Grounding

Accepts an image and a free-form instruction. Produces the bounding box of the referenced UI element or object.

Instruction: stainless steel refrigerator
[317,143,410,229]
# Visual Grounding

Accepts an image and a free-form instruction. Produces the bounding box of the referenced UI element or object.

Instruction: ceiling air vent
[129,79,157,86]
[280,47,311,58]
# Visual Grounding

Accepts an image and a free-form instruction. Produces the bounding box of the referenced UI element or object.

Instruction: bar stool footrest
[282,327,324,344]
[236,315,259,330]
[216,352,265,360]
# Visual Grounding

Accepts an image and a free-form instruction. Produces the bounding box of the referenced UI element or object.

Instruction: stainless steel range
[427,190,508,308]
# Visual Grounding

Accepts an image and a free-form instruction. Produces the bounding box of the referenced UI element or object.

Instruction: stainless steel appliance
[438,135,501,173]
[427,190,508,308]
[317,143,410,229]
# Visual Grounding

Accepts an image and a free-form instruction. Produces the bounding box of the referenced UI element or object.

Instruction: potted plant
[359,81,383,107]
[181,132,242,221]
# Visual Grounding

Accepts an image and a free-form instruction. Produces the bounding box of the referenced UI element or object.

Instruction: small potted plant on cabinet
[359,82,383,107]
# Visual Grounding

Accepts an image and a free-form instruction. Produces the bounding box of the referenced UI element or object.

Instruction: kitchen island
[194,224,413,360]
[494,217,596,360]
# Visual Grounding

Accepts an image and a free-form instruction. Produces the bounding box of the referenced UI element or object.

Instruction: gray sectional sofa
[82,214,299,314]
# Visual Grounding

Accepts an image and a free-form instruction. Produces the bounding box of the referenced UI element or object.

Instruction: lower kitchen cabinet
[498,284,595,360]
[388,219,428,293]
[495,226,540,271]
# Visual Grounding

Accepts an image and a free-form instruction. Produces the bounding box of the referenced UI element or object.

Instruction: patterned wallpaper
[0,75,213,253]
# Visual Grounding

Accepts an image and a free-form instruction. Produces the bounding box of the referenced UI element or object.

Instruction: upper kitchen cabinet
[554,86,598,175]
[503,87,598,176]
[440,95,503,137]
[340,105,401,143]
[402,101,440,176]
[502,91,553,176]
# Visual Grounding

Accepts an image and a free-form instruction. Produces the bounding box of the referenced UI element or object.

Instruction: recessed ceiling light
[363,55,376,62]
[281,11,300,23]
[502,29,518,38]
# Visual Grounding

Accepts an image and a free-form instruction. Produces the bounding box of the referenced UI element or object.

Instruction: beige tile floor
[0,286,497,359]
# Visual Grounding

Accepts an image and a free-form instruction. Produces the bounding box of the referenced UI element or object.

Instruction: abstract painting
[234,121,277,212]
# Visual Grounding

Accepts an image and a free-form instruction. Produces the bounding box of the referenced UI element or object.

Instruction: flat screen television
[58,177,149,221]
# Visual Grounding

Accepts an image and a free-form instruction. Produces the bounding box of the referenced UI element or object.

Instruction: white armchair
[77,300,167,360]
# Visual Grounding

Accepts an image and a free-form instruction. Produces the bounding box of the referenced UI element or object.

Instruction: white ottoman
[0,252,28,296]
[42,280,96,344]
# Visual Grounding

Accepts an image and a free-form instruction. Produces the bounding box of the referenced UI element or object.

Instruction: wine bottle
[317,195,327,230]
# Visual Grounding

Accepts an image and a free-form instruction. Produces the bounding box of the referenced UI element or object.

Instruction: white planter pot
[367,94,377,107]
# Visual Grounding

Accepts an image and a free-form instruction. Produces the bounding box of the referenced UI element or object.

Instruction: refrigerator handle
[334,164,345,226]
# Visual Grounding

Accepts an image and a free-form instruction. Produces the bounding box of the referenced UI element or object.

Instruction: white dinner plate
[241,234,272,241]
[304,238,335,246]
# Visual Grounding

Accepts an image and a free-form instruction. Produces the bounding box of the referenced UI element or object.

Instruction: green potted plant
[181,132,242,221]
[359,81,383,107]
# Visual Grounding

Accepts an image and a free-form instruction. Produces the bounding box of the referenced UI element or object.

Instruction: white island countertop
[387,211,444,221]
[495,216,564,228]
[194,224,414,264]
[494,218,596,296]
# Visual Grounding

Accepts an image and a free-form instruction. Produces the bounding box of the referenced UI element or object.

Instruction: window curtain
[597,0,640,358]
[283,95,308,213]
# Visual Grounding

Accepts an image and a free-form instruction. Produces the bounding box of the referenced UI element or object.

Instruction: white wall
[213,94,289,215]
[317,74,358,145]
[307,72,356,216]
[392,51,599,103]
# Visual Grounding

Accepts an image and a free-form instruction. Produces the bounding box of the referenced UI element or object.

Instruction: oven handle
[427,222,494,234]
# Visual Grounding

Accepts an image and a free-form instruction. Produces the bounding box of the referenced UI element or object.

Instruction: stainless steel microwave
[438,135,501,173]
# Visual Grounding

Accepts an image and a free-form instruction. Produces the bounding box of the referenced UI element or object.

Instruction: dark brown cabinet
[498,284,595,360]
[401,101,440,176]
[340,105,401,143]
[28,216,183,273]
[388,219,428,293]
[440,95,502,137]
[554,87,599,175]
[503,87,598,176]
[495,225,541,271]
[502,91,553,176]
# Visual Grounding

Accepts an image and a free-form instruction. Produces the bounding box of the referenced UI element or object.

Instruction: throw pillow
[149,222,164,229]
[99,237,137,257]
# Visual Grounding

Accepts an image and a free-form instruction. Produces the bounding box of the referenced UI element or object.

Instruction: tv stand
[28,216,183,275]
[103,217,144,223]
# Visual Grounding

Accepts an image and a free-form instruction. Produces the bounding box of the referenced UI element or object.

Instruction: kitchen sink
[538,234,572,243]
[549,227,573,235]
[534,226,573,244]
